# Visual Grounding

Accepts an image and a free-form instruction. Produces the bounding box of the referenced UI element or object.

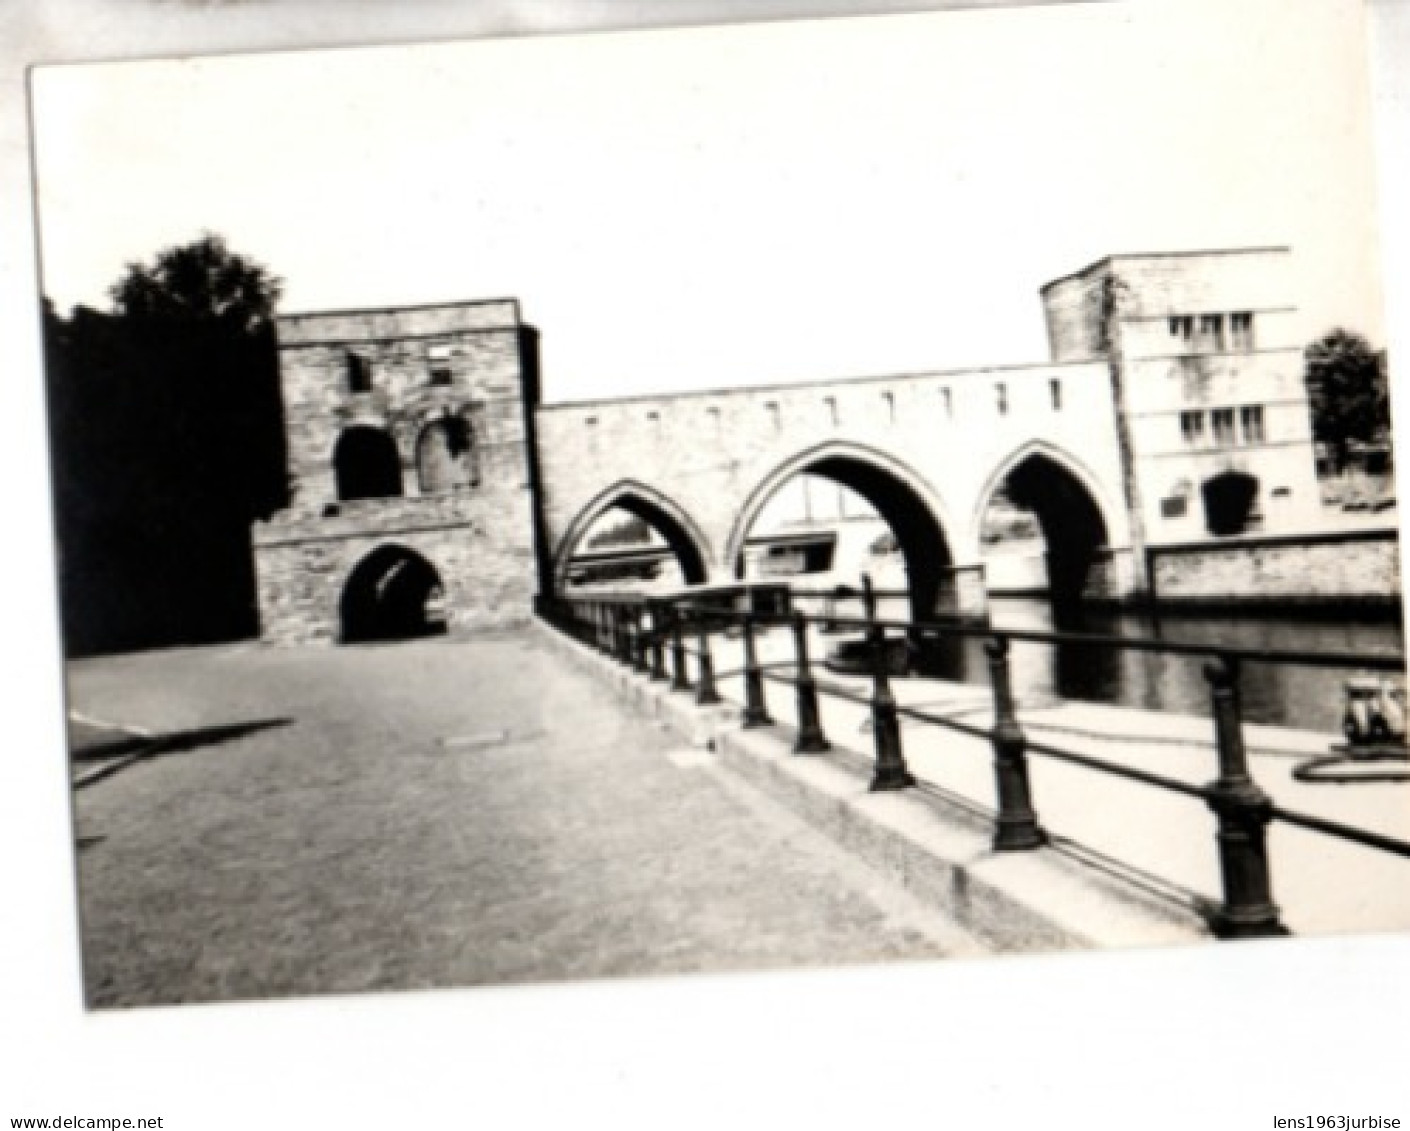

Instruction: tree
[1304,328,1390,471]
[43,235,289,655]
[110,233,282,333]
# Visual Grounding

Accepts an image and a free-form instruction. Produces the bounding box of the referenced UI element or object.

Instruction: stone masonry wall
[253,491,537,646]
[533,359,1131,601]
[1149,530,1401,606]
[254,300,539,644]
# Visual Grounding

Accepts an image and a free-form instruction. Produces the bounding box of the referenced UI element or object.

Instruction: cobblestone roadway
[68,630,964,1008]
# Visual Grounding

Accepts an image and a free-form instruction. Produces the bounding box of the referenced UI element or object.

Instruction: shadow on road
[71,718,293,789]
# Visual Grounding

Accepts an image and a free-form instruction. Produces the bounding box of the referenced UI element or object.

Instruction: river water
[874,594,1405,734]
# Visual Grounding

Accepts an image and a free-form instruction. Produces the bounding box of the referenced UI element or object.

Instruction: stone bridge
[254,247,1323,642]
[533,360,1137,617]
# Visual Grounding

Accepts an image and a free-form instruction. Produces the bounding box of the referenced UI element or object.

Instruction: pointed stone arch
[552,480,713,592]
[971,439,1127,607]
[725,440,964,620]
[971,439,1126,548]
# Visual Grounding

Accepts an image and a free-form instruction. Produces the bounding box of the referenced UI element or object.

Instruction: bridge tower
[252,300,542,645]
[1042,247,1322,581]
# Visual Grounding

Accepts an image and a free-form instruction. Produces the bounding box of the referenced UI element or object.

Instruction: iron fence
[541,581,1409,939]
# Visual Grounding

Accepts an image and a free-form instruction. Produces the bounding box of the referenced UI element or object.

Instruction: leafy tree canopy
[109,232,282,334]
[1303,328,1390,469]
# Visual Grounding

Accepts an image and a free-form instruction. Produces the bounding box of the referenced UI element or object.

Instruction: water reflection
[895,595,1404,734]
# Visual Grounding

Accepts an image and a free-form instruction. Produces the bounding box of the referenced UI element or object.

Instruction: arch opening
[1201,470,1260,536]
[334,426,403,501]
[339,545,446,643]
[733,455,956,623]
[560,490,709,594]
[979,451,1110,617]
[417,415,479,494]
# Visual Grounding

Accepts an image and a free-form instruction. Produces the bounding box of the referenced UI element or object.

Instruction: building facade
[1041,247,1322,551]
[252,301,542,645]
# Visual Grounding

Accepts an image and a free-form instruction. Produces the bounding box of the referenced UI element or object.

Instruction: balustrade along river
[869,593,1404,734]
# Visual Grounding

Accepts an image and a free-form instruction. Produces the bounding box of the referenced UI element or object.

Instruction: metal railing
[541,581,1409,940]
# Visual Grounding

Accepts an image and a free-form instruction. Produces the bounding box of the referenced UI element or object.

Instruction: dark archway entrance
[340,546,446,643]
[334,426,403,501]
[981,452,1109,615]
[734,455,955,623]
[561,490,709,593]
[1201,470,1260,536]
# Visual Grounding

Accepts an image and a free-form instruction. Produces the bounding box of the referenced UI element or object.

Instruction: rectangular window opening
[996,383,1008,416]
[1179,410,1205,446]
[346,352,371,394]
[1049,378,1062,411]
[1240,405,1265,444]
[1212,407,1236,447]
[1231,312,1255,351]
[1198,314,1226,352]
[428,343,453,386]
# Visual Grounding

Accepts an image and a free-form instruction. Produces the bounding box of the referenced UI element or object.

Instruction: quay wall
[1147,528,1402,610]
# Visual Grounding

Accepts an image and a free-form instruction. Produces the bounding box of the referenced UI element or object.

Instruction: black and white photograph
[5,0,1410,1124]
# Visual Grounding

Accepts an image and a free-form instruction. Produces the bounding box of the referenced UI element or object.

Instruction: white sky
[29,0,1384,406]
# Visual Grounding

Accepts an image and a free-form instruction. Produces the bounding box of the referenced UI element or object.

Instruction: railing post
[865,577,914,791]
[648,600,668,682]
[791,611,830,753]
[631,605,651,673]
[1203,655,1287,939]
[670,606,693,692]
[985,635,1045,850]
[741,611,772,728]
[696,613,722,706]
[613,606,629,664]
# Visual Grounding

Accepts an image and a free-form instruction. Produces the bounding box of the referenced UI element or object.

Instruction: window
[1240,405,1265,444]
[1198,314,1226,351]
[1180,410,1205,446]
[766,402,781,431]
[428,343,453,386]
[996,383,1008,415]
[416,415,479,493]
[941,387,952,418]
[1212,407,1236,447]
[1049,378,1062,411]
[1230,312,1254,351]
[1168,315,1194,342]
[1161,496,1188,519]
[882,391,895,424]
[346,353,372,394]
[825,396,839,427]
[334,426,403,501]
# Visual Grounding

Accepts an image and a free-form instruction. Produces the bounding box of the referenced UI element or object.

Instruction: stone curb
[535,621,1213,954]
